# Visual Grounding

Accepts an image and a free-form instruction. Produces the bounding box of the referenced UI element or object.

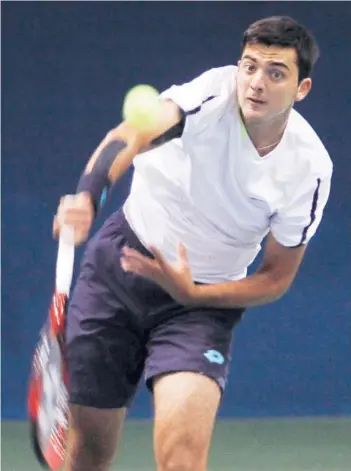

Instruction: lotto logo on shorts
[203,349,225,365]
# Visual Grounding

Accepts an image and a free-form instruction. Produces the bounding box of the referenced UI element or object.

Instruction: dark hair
[241,16,320,82]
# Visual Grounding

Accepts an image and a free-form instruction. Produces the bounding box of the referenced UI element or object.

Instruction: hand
[121,243,199,305]
[53,192,94,245]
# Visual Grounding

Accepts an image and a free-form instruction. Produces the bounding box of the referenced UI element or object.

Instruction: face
[236,43,312,125]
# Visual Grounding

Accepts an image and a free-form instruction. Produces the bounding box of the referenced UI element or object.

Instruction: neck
[241,109,290,155]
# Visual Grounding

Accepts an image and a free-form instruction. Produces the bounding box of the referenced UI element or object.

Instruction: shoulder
[285,109,333,179]
[160,65,238,112]
[192,65,238,103]
[196,65,237,92]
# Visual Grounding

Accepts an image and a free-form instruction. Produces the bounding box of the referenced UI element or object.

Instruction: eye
[244,63,256,73]
[270,70,284,80]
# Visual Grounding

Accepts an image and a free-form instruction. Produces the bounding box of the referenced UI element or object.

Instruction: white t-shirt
[123,66,333,283]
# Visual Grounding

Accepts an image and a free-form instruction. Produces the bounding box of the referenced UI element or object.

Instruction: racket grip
[56,225,75,294]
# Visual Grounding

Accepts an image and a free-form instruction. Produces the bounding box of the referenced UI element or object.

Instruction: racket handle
[56,225,75,294]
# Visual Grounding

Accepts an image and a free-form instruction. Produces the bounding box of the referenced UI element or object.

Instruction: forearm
[84,124,143,184]
[78,100,183,212]
[194,270,289,309]
[85,99,182,182]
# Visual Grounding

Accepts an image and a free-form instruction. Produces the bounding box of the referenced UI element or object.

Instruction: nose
[250,70,265,93]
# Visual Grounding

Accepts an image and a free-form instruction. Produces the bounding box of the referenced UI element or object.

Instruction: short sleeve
[270,173,332,247]
[160,66,236,135]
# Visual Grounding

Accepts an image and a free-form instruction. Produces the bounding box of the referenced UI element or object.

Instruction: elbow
[107,123,145,151]
[269,277,293,303]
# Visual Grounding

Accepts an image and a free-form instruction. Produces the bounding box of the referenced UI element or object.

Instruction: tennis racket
[28,223,75,470]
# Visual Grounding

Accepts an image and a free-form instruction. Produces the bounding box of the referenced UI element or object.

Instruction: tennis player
[54,16,332,471]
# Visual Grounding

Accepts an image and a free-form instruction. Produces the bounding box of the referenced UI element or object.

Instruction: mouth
[247,97,267,105]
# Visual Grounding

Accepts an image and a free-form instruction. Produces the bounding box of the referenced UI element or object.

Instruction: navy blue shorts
[66,209,244,408]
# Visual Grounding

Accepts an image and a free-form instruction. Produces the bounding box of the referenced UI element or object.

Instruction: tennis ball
[122,84,161,131]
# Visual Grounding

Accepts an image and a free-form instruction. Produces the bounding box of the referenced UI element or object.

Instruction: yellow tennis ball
[122,85,161,131]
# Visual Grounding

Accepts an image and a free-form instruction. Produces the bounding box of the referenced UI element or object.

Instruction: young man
[54,16,332,471]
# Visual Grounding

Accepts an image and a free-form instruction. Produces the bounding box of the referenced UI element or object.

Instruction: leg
[65,213,148,471]
[64,406,125,471]
[153,372,220,471]
[145,307,244,471]
[65,295,144,471]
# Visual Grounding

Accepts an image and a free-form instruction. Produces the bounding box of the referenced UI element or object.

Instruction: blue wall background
[2,2,350,420]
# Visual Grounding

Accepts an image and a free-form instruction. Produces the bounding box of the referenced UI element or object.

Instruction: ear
[237,59,241,67]
[295,78,312,102]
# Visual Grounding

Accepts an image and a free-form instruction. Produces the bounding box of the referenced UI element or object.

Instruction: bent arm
[86,100,183,184]
[76,99,183,213]
[193,233,307,308]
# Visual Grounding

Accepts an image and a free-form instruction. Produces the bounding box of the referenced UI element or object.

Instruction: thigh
[153,372,220,471]
[145,308,243,394]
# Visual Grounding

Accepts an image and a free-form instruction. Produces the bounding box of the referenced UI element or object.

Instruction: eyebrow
[242,54,291,71]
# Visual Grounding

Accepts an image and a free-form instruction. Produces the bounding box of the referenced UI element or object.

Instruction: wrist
[76,191,96,212]
[76,172,110,217]
[189,282,239,308]
[76,139,127,216]
[189,284,206,305]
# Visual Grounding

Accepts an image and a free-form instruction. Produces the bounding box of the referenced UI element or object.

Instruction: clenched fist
[53,192,94,245]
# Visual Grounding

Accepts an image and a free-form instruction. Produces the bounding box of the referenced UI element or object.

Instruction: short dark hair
[241,16,320,82]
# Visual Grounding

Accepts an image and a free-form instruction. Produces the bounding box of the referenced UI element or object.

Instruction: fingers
[58,193,93,224]
[123,244,188,275]
[121,246,161,279]
[52,215,60,239]
[177,243,188,263]
[53,196,66,238]
[59,207,92,226]
[121,246,156,268]
[120,244,195,304]
[53,192,94,245]
[149,245,169,269]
